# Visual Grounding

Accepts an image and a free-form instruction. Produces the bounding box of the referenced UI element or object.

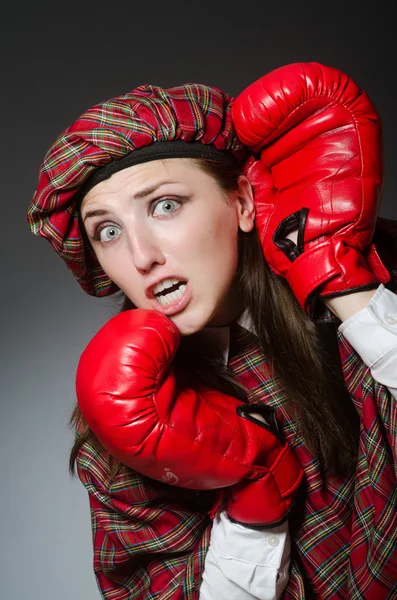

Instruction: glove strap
[287,240,390,314]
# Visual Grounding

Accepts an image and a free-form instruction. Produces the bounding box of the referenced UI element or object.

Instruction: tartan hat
[27,83,247,296]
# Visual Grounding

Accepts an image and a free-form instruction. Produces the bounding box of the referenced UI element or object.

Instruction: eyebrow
[82,179,177,221]
[134,180,175,199]
[82,209,110,222]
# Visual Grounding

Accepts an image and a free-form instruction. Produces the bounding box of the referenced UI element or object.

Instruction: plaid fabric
[77,445,213,598]
[76,226,397,599]
[27,84,246,297]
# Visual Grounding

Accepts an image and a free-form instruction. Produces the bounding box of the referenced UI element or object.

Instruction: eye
[98,224,122,243]
[152,198,180,217]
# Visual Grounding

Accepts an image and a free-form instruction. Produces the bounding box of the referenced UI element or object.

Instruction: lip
[145,276,188,299]
[149,281,191,316]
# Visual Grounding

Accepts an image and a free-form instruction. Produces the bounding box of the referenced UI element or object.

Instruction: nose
[127,225,166,273]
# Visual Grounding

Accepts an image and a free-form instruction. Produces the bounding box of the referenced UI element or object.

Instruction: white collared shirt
[199,284,397,599]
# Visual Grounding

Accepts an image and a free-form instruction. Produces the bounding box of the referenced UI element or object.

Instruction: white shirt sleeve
[199,512,290,600]
[338,284,397,400]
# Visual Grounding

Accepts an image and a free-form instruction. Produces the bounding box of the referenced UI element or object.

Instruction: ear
[235,175,255,232]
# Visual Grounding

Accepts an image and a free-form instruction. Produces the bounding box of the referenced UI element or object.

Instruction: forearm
[77,439,209,599]
[323,289,378,322]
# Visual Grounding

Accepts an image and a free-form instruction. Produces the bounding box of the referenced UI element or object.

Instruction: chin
[172,319,204,337]
[170,308,210,337]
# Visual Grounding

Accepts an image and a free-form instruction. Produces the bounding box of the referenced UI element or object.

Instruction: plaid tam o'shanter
[76,225,397,599]
[27,82,246,298]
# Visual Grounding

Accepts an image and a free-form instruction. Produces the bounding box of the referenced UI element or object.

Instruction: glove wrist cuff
[286,242,340,310]
[226,443,303,527]
[287,241,390,313]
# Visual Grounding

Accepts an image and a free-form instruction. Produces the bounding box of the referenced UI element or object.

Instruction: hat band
[79,140,237,198]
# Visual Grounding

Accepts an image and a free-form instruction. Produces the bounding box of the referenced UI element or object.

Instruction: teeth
[157,284,186,306]
[153,278,181,296]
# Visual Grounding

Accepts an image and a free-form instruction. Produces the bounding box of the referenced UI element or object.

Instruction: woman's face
[81,158,255,335]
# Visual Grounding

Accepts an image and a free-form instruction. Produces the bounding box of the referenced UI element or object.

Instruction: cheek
[204,210,238,258]
[186,211,239,280]
[187,204,236,246]
[96,252,143,301]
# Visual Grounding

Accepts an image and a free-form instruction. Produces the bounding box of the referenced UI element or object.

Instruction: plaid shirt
[76,225,397,599]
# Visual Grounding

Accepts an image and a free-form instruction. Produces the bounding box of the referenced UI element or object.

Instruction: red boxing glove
[232,62,390,315]
[75,309,303,527]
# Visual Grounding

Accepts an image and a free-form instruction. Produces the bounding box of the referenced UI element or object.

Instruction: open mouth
[153,278,188,306]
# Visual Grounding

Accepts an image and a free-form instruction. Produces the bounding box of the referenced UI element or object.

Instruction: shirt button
[384,316,397,325]
[268,536,279,547]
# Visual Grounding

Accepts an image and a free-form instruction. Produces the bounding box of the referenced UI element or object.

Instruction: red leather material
[76,308,303,525]
[227,441,303,526]
[232,62,390,313]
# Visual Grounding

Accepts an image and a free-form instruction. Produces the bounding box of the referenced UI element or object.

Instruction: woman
[27,62,397,599]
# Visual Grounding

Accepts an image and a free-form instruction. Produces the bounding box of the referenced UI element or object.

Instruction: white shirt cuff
[199,511,290,600]
[338,284,397,394]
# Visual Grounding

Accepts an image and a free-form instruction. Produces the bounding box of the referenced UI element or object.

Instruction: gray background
[1,2,396,598]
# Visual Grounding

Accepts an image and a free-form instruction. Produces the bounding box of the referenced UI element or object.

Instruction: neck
[207,292,246,328]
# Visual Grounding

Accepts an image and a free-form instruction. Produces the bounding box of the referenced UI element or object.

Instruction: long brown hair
[69,157,359,479]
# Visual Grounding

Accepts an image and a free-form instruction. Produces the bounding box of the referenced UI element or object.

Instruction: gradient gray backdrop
[2,2,396,598]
